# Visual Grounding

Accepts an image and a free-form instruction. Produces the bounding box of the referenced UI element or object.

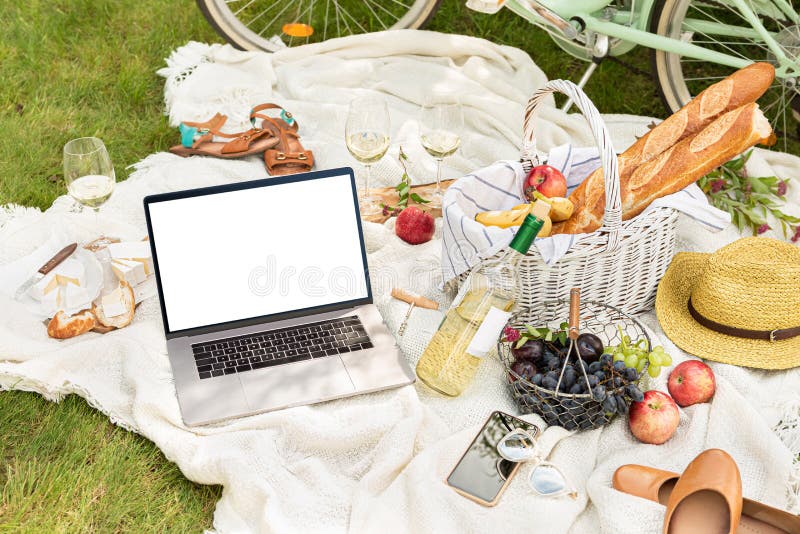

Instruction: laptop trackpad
[239,356,355,411]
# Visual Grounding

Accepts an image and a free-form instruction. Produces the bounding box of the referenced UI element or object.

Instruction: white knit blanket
[1,31,799,533]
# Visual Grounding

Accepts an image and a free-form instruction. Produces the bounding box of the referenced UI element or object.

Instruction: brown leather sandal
[250,104,314,175]
[169,113,279,158]
[613,452,800,534]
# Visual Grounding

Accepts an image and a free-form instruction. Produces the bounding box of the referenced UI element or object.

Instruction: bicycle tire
[649,0,800,149]
[197,0,442,52]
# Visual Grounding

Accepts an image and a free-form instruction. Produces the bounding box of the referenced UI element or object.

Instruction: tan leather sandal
[613,452,800,534]
[169,113,279,158]
[250,103,314,175]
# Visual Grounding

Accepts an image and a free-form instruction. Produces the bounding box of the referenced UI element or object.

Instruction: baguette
[561,103,772,234]
[47,310,96,339]
[554,62,775,234]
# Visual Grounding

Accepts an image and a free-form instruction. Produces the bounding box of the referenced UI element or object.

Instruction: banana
[474,201,554,235]
[474,205,531,229]
[531,191,574,222]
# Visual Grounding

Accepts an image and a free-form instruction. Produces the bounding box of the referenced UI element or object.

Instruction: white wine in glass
[420,102,463,207]
[64,137,116,245]
[346,96,390,218]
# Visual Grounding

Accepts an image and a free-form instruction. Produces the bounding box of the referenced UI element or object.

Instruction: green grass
[0,391,220,531]
[0,1,791,531]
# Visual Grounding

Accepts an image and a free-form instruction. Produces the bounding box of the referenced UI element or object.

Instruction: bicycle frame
[501,0,800,77]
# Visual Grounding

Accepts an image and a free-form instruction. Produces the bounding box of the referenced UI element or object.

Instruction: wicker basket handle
[520,80,622,249]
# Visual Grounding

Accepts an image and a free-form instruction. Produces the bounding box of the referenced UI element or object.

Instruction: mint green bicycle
[198,0,800,149]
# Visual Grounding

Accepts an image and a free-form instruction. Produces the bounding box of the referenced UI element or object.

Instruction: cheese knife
[13,243,78,300]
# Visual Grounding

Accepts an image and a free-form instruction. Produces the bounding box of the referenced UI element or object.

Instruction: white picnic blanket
[1,31,799,533]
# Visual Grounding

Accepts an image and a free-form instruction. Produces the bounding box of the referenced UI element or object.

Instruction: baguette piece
[92,281,136,329]
[554,62,775,234]
[47,310,96,339]
[559,103,772,234]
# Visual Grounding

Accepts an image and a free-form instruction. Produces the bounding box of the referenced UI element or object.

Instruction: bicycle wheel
[651,0,800,152]
[197,0,442,52]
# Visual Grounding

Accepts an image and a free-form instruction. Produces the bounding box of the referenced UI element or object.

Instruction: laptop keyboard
[190,315,373,379]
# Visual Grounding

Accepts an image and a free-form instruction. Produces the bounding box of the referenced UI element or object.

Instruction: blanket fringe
[0,371,140,434]
[775,396,800,513]
[0,203,42,230]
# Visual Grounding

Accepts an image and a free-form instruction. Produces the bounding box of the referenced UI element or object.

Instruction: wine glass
[420,101,463,208]
[345,96,390,218]
[63,137,116,245]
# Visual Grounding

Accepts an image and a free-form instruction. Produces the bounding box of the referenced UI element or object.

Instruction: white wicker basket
[456,80,678,314]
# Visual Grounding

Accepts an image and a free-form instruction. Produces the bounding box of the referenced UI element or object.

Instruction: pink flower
[757,223,771,235]
[777,180,788,196]
[503,326,520,343]
[710,179,726,193]
[792,226,800,243]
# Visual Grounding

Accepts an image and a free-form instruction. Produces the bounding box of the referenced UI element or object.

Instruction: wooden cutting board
[363,179,456,224]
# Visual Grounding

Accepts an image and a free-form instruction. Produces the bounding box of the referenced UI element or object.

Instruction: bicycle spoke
[233,0,258,17]
[365,0,404,23]
[248,0,283,27]
[333,1,368,34]
[257,1,294,35]
[332,1,352,36]
[361,0,386,29]
[386,0,414,8]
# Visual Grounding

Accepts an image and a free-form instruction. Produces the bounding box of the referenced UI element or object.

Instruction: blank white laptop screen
[147,173,369,333]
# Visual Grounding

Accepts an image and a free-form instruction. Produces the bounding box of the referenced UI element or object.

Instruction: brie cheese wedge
[29,258,86,300]
[100,287,128,318]
[111,258,146,285]
[108,242,153,276]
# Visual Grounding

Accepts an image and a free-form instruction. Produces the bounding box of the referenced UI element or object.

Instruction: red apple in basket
[524,164,567,200]
[668,361,716,407]
[395,206,435,245]
[628,390,679,445]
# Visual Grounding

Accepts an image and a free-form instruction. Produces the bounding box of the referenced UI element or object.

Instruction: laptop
[143,167,415,426]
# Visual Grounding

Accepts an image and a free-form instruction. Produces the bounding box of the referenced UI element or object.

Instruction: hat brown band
[688,299,800,342]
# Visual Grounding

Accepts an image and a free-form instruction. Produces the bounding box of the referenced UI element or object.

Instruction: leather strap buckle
[297,153,308,161]
[276,152,287,161]
[770,330,778,343]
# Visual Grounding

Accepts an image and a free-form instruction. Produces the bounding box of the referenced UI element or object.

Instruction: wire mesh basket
[498,299,651,431]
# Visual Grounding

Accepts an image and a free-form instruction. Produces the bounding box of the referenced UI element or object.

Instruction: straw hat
[656,237,800,370]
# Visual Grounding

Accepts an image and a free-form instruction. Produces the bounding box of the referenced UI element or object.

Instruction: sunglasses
[496,428,578,499]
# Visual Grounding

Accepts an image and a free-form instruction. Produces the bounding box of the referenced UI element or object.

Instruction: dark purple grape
[531,373,543,386]
[613,360,626,372]
[576,333,604,363]
[545,370,558,381]
[587,375,599,387]
[592,385,606,401]
[510,360,538,381]
[624,367,638,382]
[541,377,558,391]
[588,361,602,374]
[625,384,644,402]
[615,395,629,415]
[547,358,560,371]
[612,376,624,388]
[602,396,618,413]
[600,353,613,366]
[568,383,582,394]
[594,370,606,380]
[512,339,545,364]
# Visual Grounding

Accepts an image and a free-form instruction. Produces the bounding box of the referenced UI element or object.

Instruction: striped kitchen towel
[441,144,730,284]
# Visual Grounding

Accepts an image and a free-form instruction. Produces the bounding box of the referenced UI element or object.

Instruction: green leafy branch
[514,323,569,349]
[698,150,800,241]
[381,147,430,217]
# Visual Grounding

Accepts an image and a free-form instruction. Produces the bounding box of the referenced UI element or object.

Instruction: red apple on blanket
[628,390,680,445]
[668,361,716,407]
[524,164,567,200]
[395,206,435,245]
